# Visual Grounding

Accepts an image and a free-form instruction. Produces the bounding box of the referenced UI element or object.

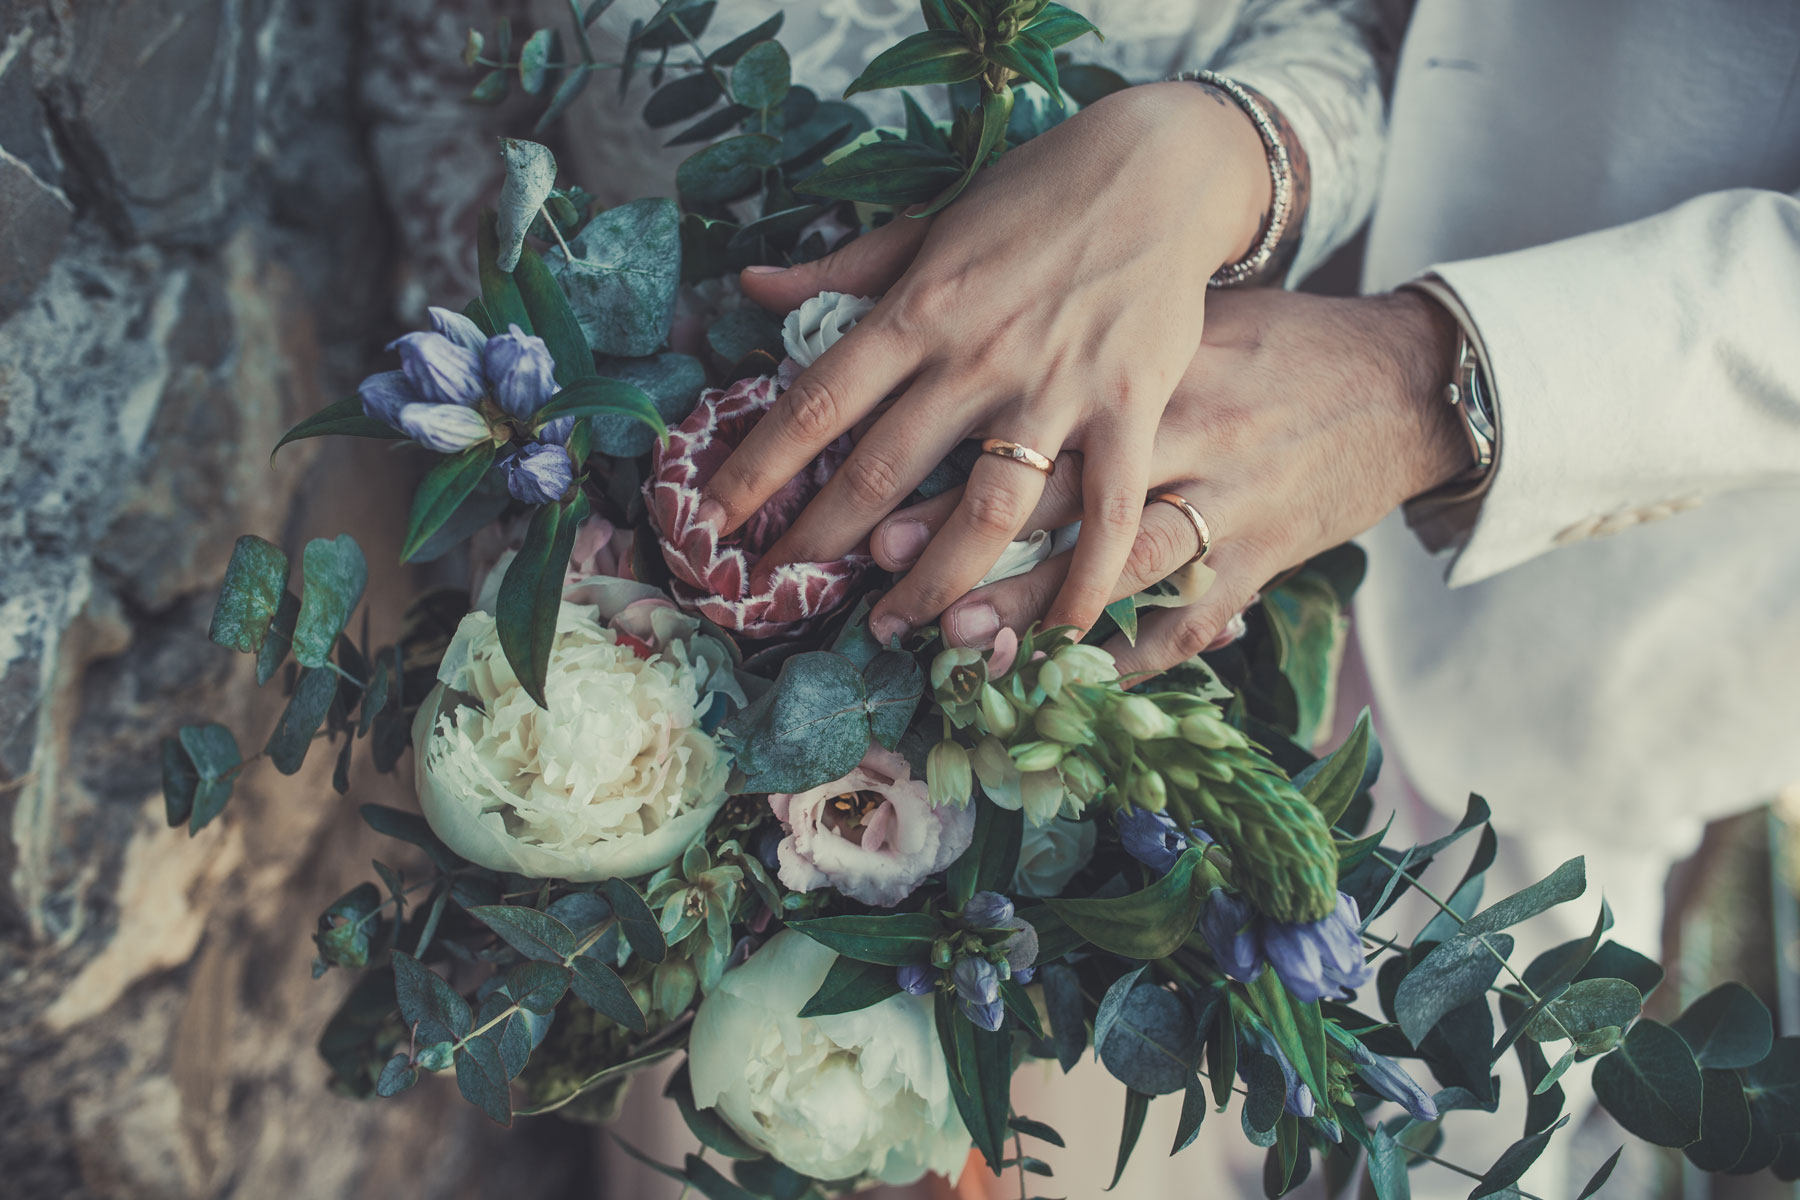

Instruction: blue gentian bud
[1343,1039,1438,1122]
[961,892,1015,928]
[952,956,1000,1006]
[390,331,486,406]
[537,415,577,444]
[1242,1029,1315,1119]
[1197,888,1265,983]
[484,324,559,419]
[505,441,573,504]
[896,963,939,996]
[1262,892,1372,1005]
[358,369,416,428]
[1118,806,1186,874]
[428,305,490,354]
[397,402,490,453]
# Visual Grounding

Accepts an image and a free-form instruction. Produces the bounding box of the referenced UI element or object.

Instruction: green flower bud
[1011,740,1065,773]
[979,684,1018,737]
[928,739,974,809]
[653,955,697,1018]
[1195,755,1234,784]
[1164,762,1200,791]
[1131,768,1168,812]
[1115,694,1178,740]
[1179,711,1244,749]
[931,937,956,969]
[971,735,1017,792]
[1035,701,1092,745]
[1041,644,1117,700]
[931,647,987,705]
[1058,754,1106,804]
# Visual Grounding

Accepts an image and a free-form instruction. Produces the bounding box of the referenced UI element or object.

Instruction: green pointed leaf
[496,491,588,708]
[1040,962,1086,1071]
[264,665,337,775]
[644,71,724,127]
[916,86,1014,217]
[1593,1018,1703,1147]
[1367,1126,1411,1200]
[455,1037,513,1124]
[706,13,783,65]
[530,376,664,440]
[843,30,984,96]
[1109,1089,1152,1189]
[1575,1148,1622,1199]
[1010,1115,1065,1147]
[1297,708,1374,829]
[571,956,648,1032]
[177,722,240,834]
[665,1064,764,1160]
[1463,857,1586,937]
[587,352,704,455]
[209,535,290,653]
[161,736,200,828]
[292,535,367,669]
[988,33,1060,102]
[514,243,595,385]
[1172,1074,1207,1153]
[682,1155,761,1200]
[271,394,407,460]
[392,950,473,1044]
[1395,931,1514,1046]
[937,990,1012,1170]
[799,954,903,1017]
[1671,982,1774,1070]
[1469,1115,1569,1198]
[731,40,789,109]
[947,795,1023,909]
[794,139,965,204]
[468,905,578,962]
[599,877,667,963]
[788,912,940,966]
[1024,3,1101,48]
[400,444,499,564]
[478,208,533,333]
[1044,846,1211,960]
[375,1053,418,1097]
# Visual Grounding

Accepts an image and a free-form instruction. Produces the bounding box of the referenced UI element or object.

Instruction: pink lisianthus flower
[768,744,975,907]
[647,374,872,638]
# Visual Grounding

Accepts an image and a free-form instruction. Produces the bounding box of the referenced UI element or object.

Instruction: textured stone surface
[0,1,599,1196]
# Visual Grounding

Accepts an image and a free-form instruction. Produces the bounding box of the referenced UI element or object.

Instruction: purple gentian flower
[952,957,1003,1031]
[358,307,567,464]
[505,442,573,504]
[484,325,560,420]
[1197,889,1265,983]
[961,892,1015,927]
[391,330,485,406]
[960,891,1038,978]
[1330,1027,1438,1122]
[1117,806,1187,873]
[397,402,490,453]
[1262,892,1373,1005]
[897,963,939,996]
[1241,1027,1316,1119]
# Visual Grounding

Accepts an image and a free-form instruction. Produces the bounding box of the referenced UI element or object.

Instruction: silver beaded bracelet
[1167,70,1294,288]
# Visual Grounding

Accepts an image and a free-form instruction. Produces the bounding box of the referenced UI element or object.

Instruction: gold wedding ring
[1149,492,1213,563]
[980,438,1055,476]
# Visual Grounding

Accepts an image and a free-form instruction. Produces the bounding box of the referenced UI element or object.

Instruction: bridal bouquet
[163,2,1798,1196]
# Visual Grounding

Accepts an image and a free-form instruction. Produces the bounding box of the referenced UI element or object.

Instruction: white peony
[411,600,732,881]
[780,291,876,377]
[689,930,970,1185]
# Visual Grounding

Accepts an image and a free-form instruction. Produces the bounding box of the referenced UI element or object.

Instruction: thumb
[739,209,934,312]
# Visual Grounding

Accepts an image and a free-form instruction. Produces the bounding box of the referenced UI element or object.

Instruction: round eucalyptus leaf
[1592,1019,1704,1148]
[731,40,790,110]
[1671,982,1774,1070]
[1684,1067,1753,1172]
[1097,982,1197,1096]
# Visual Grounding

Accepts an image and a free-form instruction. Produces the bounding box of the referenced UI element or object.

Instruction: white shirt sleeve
[1208,0,1389,284]
[1413,186,1800,586]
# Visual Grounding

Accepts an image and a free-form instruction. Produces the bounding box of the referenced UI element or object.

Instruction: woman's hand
[867,288,1472,677]
[696,81,1278,644]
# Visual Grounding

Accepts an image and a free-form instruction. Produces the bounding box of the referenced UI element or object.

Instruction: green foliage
[796,139,965,205]
[514,242,596,385]
[730,40,790,109]
[1593,1019,1704,1148]
[799,954,903,1017]
[265,665,338,775]
[292,535,368,668]
[844,31,986,96]
[1470,1116,1569,1198]
[1096,980,1199,1095]
[547,198,682,356]
[1045,846,1213,960]
[936,989,1013,1171]
[787,912,940,966]
[721,650,922,794]
[169,722,240,834]
[946,795,1022,908]
[1671,982,1774,1070]
[271,394,407,460]
[209,535,290,654]
[496,489,590,708]
[588,353,705,455]
[677,133,782,206]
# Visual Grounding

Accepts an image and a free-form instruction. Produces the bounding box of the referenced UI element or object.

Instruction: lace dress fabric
[569,0,1385,282]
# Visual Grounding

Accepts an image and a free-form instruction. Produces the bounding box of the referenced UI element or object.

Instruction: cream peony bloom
[689,931,970,1185]
[412,600,731,881]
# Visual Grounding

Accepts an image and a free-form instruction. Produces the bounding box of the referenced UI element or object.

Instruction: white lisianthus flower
[779,291,876,386]
[689,931,970,1185]
[1011,818,1097,898]
[411,600,732,881]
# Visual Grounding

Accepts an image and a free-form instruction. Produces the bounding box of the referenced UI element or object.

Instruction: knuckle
[780,375,842,443]
[1090,489,1143,535]
[837,446,907,510]
[1126,520,1185,586]
[961,483,1028,540]
[1169,614,1221,659]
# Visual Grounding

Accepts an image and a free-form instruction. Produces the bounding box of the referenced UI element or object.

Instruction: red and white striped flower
[647,374,871,639]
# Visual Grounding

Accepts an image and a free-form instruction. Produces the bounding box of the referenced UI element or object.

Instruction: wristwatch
[1443,328,1497,483]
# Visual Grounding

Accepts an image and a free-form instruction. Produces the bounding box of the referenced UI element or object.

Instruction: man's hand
[865,287,1472,677]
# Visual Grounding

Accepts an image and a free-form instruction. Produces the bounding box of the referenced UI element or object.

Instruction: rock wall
[0,2,597,1196]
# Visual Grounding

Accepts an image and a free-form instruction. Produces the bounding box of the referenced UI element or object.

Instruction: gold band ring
[1148,492,1213,563]
[980,438,1055,476]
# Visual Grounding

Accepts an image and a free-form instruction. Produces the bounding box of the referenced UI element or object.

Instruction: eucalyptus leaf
[1462,857,1586,937]
[1098,981,1197,1096]
[644,71,724,127]
[1395,932,1512,1046]
[392,950,473,1045]
[720,651,873,794]
[1469,1116,1569,1198]
[1040,962,1086,1071]
[705,306,784,364]
[1575,1148,1622,1199]
[1524,978,1641,1045]
[1367,1126,1411,1200]
[468,905,578,962]
[599,878,667,963]
[456,1038,513,1124]
[731,40,789,109]
[178,722,240,834]
[517,30,554,95]
[264,665,337,775]
[1671,982,1774,1070]
[1592,1018,1703,1148]
[571,956,648,1032]
[209,535,289,653]
[1685,1067,1754,1172]
[292,535,367,669]
[1109,1089,1152,1189]
[547,198,682,356]
[677,133,781,206]
[707,13,784,65]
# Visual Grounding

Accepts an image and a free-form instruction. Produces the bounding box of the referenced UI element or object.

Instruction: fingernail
[696,498,726,532]
[743,265,784,275]
[949,603,1001,648]
[869,613,909,647]
[876,519,931,567]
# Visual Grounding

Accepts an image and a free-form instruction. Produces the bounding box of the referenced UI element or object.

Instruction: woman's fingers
[1103,547,1263,679]
[755,371,975,575]
[698,318,918,536]
[940,488,1206,648]
[870,451,1088,571]
[1042,416,1154,636]
[867,435,1068,644]
[737,210,935,314]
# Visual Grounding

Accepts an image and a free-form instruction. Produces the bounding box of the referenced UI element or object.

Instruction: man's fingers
[699,323,917,536]
[868,436,1066,643]
[1103,553,1262,680]
[1042,420,1153,636]
[755,373,972,574]
[869,452,1087,571]
[940,493,1202,648]
[738,210,936,313]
